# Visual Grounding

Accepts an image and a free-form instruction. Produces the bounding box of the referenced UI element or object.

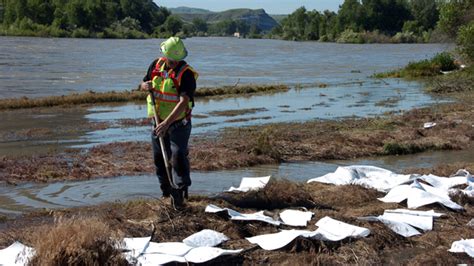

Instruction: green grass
[373,52,458,79]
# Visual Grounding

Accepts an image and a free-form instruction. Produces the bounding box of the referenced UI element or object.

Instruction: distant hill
[169,7,213,14]
[270,14,288,23]
[171,8,279,32]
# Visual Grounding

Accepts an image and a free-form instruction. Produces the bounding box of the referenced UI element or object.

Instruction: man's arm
[154,95,190,136]
[140,59,159,91]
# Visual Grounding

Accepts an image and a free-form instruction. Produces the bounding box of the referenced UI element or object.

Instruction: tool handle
[149,90,178,189]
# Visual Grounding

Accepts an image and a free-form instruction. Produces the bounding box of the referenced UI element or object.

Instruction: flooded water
[76,78,443,148]
[0,37,464,215]
[0,36,452,99]
[0,37,453,153]
[1,148,473,215]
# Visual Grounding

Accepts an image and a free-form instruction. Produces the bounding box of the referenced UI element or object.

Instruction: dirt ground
[0,179,472,265]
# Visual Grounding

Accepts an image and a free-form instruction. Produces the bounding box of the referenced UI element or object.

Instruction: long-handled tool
[148,88,179,190]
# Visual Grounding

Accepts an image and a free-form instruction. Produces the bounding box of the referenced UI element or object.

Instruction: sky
[154,0,345,14]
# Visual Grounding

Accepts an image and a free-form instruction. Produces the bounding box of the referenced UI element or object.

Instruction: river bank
[1,64,473,184]
[1,95,472,184]
[0,178,472,264]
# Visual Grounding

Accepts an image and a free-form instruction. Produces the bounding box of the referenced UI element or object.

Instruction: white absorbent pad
[123,231,241,265]
[136,246,242,265]
[279,210,314,227]
[183,229,229,247]
[205,204,281,226]
[246,216,370,250]
[359,209,444,237]
[308,166,472,194]
[228,176,271,192]
[448,239,474,258]
[123,236,152,260]
[419,174,472,191]
[307,165,415,192]
[378,180,463,210]
[314,216,370,241]
[0,241,35,266]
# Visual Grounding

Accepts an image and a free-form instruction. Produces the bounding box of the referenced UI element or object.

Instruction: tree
[163,15,182,35]
[192,17,207,33]
[362,0,412,34]
[235,20,250,35]
[306,10,321,40]
[338,0,365,32]
[438,0,474,37]
[408,0,439,31]
[457,20,474,61]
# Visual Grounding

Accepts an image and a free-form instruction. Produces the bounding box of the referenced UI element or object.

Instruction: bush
[336,29,364,43]
[457,21,474,61]
[403,20,423,34]
[71,28,91,38]
[404,59,439,76]
[391,32,419,43]
[359,30,392,43]
[252,127,281,160]
[375,52,457,78]
[431,52,457,71]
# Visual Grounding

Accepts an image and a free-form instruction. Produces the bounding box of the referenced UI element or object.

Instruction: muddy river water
[0,38,453,153]
[0,37,463,215]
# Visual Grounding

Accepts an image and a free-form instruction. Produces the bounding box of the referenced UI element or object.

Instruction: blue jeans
[151,120,192,195]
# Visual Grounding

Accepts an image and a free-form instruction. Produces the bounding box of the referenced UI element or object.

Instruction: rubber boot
[161,185,171,198]
[170,188,184,210]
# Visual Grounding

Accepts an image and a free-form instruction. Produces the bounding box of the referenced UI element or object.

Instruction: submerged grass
[209,107,268,117]
[0,90,146,110]
[0,84,289,110]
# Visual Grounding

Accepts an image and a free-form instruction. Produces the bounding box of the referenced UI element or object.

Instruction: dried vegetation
[0,179,472,264]
[1,98,473,183]
[0,84,289,110]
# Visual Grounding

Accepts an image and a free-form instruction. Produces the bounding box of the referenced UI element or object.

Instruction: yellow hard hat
[160,37,188,61]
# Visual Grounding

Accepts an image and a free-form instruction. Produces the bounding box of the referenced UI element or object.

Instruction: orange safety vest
[146,57,198,120]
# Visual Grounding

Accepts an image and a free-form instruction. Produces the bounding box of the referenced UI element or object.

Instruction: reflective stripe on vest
[147,58,198,120]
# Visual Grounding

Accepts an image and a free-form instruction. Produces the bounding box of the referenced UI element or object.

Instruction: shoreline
[0,34,455,44]
[0,84,289,111]
[0,178,472,264]
[1,66,472,184]
[0,97,472,184]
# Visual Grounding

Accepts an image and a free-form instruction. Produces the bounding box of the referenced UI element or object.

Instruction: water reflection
[76,79,445,148]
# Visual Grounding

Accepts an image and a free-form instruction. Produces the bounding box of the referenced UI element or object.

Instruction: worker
[139,37,198,208]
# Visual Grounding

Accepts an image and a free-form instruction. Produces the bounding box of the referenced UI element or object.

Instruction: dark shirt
[143,59,196,105]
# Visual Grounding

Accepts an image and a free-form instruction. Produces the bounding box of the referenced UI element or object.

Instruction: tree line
[0,0,265,38]
[0,0,472,58]
[271,0,473,45]
[0,0,172,38]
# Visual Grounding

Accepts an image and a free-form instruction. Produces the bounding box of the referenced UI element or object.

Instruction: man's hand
[154,120,171,137]
[140,81,152,91]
